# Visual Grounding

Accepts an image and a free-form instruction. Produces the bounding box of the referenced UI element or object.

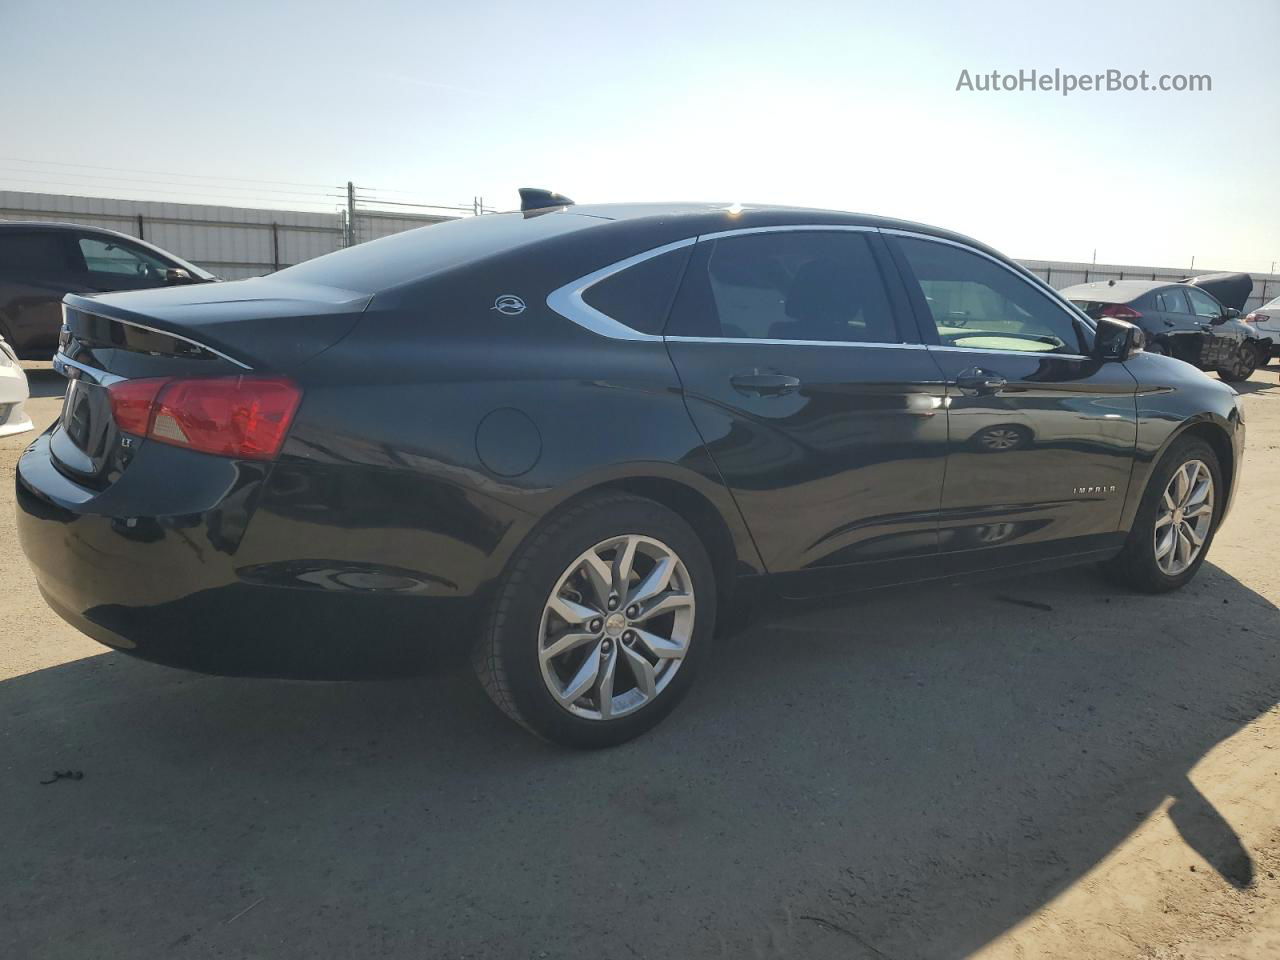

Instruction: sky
[2,0,1278,272]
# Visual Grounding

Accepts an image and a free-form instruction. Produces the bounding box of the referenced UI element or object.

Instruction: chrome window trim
[926,344,1089,360]
[666,336,924,349]
[696,224,879,242]
[548,224,897,346]
[545,237,695,342]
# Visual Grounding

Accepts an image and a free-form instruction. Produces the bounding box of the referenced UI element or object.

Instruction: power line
[0,175,347,209]
[0,156,342,191]
[0,166,343,199]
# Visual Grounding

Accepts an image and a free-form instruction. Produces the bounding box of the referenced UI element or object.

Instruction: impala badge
[1073,484,1117,495]
[492,294,526,316]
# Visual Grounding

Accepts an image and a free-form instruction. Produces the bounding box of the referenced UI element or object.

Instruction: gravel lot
[2,363,1278,959]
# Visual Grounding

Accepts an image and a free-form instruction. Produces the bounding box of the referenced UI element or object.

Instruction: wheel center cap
[1173,508,1184,525]
[604,613,626,638]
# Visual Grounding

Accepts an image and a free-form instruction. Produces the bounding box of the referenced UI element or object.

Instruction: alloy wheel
[538,534,696,720]
[981,427,1023,451]
[1154,458,1214,576]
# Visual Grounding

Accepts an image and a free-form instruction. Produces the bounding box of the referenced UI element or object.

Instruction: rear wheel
[1100,436,1221,593]
[473,493,714,747]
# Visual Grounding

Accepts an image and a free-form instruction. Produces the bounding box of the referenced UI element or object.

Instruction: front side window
[77,236,168,278]
[1184,286,1223,319]
[895,236,1086,354]
[1156,288,1191,314]
[666,230,899,343]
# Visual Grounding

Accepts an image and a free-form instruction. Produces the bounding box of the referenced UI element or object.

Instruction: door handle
[955,367,1007,394]
[729,372,801,397]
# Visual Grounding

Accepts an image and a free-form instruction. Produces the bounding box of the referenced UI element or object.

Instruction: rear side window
[895,237,1086,354]
[1156,288,1191,314]
[0,232,69,276]
[666,230,900,343]
[581,246,691,335]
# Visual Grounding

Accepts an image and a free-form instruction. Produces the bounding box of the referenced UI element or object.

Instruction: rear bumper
[15,431,484,678]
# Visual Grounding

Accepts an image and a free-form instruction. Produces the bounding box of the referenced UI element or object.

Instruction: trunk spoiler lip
[62,293,257,370]
[61,286,376,372]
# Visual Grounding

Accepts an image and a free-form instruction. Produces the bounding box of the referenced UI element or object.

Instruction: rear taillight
[1245,312,1267,323]
[1100,304,1143,319]
[107,376,302,460]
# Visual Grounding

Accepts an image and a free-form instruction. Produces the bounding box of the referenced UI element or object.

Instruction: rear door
[663,227,949,597]
[0,229,79,357]
[886,233,1138,571]
[1154,286,1207,366]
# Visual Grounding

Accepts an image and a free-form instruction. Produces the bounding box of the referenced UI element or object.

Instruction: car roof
[563,200,990,244]
[1058,279,1170,302]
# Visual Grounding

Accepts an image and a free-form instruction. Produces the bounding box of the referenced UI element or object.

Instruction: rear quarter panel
[240,255,762,607]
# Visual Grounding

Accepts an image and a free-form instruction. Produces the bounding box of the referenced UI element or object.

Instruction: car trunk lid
[51,276,370,487]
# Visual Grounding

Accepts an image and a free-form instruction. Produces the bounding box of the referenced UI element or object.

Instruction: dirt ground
[2,362,1278,960]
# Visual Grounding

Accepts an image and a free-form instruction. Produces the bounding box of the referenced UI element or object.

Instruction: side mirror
[1224,307,1241,320]
[164,267,193,284]
[1093,316,1144,361]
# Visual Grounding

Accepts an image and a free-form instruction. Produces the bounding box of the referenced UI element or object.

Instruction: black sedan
[1061,278,1270,381]
[16,193,1245,746]
[0,221,215,360]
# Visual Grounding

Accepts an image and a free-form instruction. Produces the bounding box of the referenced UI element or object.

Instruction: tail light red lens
[107,377,170,436]
[1245,312,1266,323]
[1100,304,1143,319]
[107,376,302,460]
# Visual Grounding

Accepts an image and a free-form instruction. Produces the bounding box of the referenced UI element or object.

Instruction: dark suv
[0,222,215,360]
[1060,278,1270,382]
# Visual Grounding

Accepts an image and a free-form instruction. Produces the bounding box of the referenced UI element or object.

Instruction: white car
[1246,295,1280,363]
[0,337,33,436]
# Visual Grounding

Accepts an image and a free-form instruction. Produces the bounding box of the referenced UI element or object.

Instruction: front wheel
[1100,436,1221,593]
[1217,344,1258,382]
[473,493,715,747]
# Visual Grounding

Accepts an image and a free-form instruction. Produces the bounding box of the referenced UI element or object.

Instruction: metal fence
[0,190,457,280]
[2,189,1276,312]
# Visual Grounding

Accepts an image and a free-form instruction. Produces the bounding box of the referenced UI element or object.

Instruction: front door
[886,233,1139,571]
[1184,285,1242,370]
[663,227,948,597]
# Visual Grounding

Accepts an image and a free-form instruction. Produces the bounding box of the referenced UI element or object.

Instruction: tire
[1100,436,1222,593]
[473,493,715,748]
[1217,344,1257,383]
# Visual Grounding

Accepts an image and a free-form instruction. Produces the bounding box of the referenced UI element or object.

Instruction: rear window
[277,211,599,293]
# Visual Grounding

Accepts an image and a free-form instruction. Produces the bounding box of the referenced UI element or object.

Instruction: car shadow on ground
[2,563,1277,959]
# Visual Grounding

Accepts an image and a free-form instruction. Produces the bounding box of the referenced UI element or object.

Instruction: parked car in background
[17,195,1246,747]
[0,334,33,436]
[1245,295,1280,362]
[0,222,217,360]
[1061,278,1271,382]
